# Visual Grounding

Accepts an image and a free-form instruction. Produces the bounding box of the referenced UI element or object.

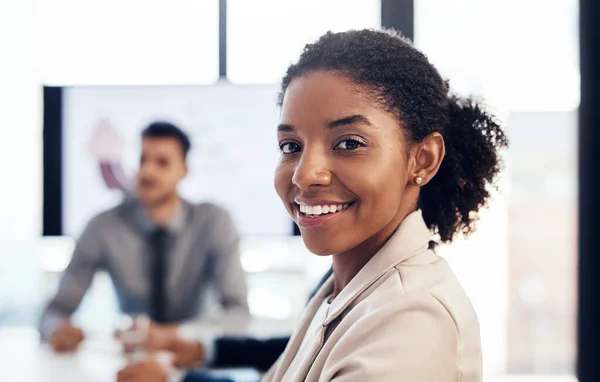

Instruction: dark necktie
[149,228,169,323]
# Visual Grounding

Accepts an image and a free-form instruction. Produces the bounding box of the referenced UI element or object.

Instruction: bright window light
[227,0,381,84]
[36,0,219,85]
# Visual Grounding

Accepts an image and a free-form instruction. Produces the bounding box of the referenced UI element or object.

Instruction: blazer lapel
[325,210,432,326]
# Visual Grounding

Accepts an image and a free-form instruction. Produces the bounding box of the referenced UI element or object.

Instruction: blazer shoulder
[321,291,460,381]
[344,270,461,343]
[356,278,458,330]
[83,203,127,232]
[191,202,233,221]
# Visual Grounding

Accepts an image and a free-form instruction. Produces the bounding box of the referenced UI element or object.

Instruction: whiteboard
[62,83,292,237]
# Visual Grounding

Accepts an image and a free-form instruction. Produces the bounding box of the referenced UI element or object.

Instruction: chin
[137,194,153,204]
[301,235,343,257]
[299,223,363,256]
[137,193,161,206]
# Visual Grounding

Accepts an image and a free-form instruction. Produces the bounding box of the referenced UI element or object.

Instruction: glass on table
[114,314,150,362]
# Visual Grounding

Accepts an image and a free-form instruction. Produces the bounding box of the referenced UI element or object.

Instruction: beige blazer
[263,210,482,381]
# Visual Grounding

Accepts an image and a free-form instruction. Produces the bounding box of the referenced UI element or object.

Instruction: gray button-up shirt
[40,198,249,338]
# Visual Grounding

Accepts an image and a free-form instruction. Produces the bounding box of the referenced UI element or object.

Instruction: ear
[409,132,445,186]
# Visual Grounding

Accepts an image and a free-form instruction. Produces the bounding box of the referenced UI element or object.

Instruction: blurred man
[40,122,249,352]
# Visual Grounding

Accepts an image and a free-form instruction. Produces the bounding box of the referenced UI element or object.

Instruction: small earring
[415,176,423,185]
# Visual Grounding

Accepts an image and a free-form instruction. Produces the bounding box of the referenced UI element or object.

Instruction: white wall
[0,0,41,241]
[0,0,42,315]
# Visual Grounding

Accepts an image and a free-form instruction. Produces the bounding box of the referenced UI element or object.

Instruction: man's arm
[201,269,330,372]
[39,217,105,341]
[151,207,250,363]
[212,336,289,371]
[181,372,236,382]
[209,207,249,320]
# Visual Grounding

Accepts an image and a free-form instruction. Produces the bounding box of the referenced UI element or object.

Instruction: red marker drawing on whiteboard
[88,119,132,193]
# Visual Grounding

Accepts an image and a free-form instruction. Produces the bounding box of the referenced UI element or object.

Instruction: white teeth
[297,202,351,216]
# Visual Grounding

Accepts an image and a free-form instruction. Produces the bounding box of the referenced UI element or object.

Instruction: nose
[139,162,150,175]
[291,149,332,190]
[138,160,155,178]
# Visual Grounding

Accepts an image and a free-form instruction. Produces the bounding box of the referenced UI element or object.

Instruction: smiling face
[275,71,422,256]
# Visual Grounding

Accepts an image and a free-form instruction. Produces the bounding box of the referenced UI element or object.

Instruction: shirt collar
[133,198,190,236]
[316,209,433,325]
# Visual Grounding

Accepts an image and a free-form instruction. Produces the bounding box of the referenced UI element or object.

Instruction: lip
[293,202,354,229]
[293,198,352,206]
[139,180,156,188]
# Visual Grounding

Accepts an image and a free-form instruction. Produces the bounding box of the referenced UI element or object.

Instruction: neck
[331,201,418,298]
[146,194,182,226]
[331,223,398,297]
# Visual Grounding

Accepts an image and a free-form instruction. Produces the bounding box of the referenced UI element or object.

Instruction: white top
[263,210,483,381]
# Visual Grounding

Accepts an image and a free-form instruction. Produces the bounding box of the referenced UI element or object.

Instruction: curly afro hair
[277,29,508,243]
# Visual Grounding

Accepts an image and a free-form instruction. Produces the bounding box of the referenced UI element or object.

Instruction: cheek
[274,162,294,204]
[165,166,185,183]
[153,173,171,188]
[363,172,405,216]
[339,155,406,218]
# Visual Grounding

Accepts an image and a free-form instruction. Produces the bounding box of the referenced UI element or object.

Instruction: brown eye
[280,142,301,154]
[334,139,364,150]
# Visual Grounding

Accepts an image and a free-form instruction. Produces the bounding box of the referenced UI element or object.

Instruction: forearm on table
[212,336,290,371]
[39,306,70,340]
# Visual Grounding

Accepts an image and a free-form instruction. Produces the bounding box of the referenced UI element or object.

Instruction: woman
[116,28,506,382]
[265,29,507,381]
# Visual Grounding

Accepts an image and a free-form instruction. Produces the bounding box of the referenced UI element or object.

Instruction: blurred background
[0,0,581,380]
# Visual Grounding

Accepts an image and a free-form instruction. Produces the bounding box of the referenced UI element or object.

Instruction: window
[227,0,381,84]
[416,0,579,375]
[37,0,219,85]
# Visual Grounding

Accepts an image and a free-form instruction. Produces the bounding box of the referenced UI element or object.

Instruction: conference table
[0,326,259,382]
[0,326,578,382]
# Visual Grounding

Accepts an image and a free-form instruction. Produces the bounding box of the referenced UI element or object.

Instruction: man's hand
[116,357,168,382]
[50,321,85,352]
[164,337,206,368]
[147,322,180,350]
[115,320,180,354]
[148,328,206,369]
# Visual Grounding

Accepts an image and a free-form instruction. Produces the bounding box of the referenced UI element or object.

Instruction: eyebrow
[327,114,374,129]
[277,123,294,132]
[277,114,373,132]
